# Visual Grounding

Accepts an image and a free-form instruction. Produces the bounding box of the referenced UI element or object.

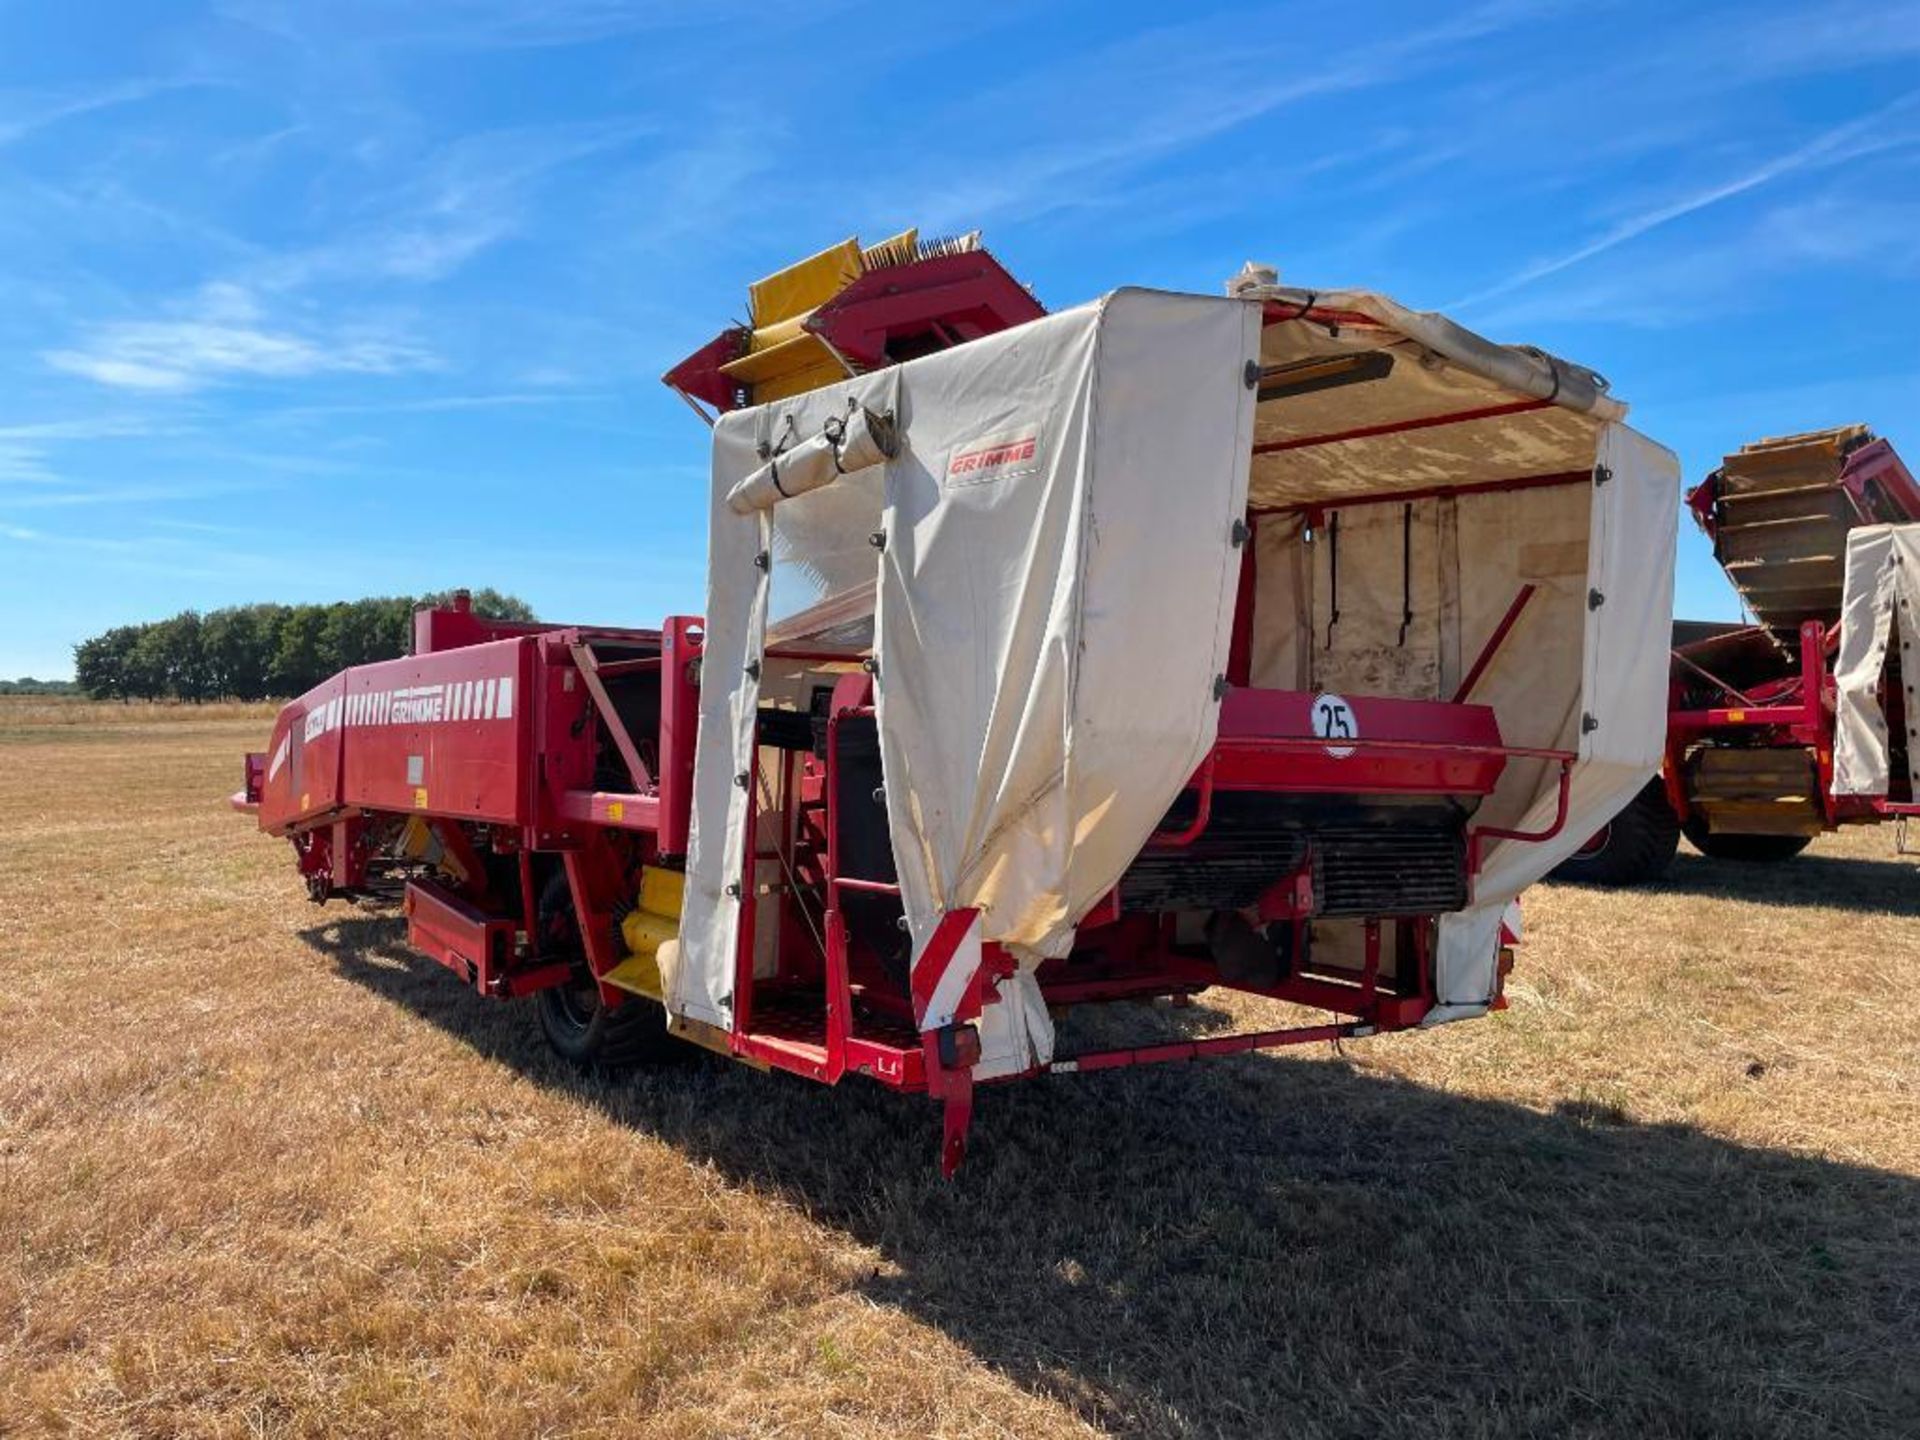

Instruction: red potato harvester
[237,236,1680,1172]
[1555,425,1920,885]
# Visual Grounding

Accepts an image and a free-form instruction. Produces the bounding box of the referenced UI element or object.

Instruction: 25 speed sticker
[1311,692,1358,758]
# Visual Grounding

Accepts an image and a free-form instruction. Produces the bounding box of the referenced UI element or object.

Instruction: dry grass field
[3,696,1917,1438]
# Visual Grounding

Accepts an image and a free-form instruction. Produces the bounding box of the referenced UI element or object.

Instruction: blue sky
[1,0,1916,678]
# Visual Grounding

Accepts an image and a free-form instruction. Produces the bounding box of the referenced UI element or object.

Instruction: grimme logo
[296,677,515,745]
[947,432,1039,486]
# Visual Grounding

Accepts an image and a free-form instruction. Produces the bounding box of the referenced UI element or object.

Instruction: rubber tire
[1551,779,1681,886]
[1680,823,1813,864]
[531,867,678,1070]
[535,978,675,1070]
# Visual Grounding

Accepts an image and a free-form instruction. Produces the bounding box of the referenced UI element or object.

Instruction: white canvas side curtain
[675,292,1261,1077]
[1834,524,1920,797]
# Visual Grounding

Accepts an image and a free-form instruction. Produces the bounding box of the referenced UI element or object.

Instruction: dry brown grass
[0,696,279,742]
[2,706,1916,1438]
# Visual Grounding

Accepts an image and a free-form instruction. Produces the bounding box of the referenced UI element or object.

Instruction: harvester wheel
[532,869,677,1070]
[536,977,674,1070]
[1680,823,1812,864]
[1551,779,1679,886]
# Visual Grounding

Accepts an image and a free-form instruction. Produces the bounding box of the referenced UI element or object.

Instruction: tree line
[71,589,536,702]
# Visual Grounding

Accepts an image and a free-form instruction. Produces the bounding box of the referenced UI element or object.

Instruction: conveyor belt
[1704,426,1919,645]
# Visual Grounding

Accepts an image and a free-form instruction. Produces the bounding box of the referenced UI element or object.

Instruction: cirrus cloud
[43,282,435,392]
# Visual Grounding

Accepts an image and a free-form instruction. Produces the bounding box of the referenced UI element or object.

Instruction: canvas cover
[1429,422,1678,1016]
[674,280,1678,1062]
[675,291,1259,1068]
[1833,523,1919,797]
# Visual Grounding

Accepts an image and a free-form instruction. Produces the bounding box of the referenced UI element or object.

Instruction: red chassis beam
[404,877,572,999]
[1050,1019,1367,1075]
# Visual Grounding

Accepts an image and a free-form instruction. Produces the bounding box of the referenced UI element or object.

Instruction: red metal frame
[1454,585,1538,704]
[1659,617,1872,831]
[1252,398,1554,457]
[662,248,1045,419]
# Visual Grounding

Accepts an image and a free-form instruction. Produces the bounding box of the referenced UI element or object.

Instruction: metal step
[600,952,664,1000]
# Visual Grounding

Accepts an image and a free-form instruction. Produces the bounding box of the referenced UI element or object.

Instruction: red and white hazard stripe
[909,908,984,1029]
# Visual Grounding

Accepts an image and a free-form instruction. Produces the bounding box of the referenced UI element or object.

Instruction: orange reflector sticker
[413,788,429,809]
[1726,709,1746,722]
[608,801,625,821]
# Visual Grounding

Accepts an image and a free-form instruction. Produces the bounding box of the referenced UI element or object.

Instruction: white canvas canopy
[1833,523,1920,797]
[671,282,1678,1065]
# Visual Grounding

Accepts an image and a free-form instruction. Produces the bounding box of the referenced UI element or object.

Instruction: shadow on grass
[303,915,1920,1439]
[1556,845,1920,917]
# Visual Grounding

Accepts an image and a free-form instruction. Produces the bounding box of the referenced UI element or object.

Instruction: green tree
[74,626,140,700]
[151,612,212,700]
[322,598,398,671]
[74,590,537,700]
[421,588,536,623]
[272,606,330,696]
[203,605,281,700]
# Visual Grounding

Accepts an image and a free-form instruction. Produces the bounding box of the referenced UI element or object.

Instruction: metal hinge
[1243,360,1260,390]
[1593,463,1612,487]
[1230,518,1251,547]
[1588,588,1605,610]
[1581,712,1600,734]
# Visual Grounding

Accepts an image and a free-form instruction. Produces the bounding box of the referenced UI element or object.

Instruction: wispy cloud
[248,391,609,423]
[221,0,820,52]
[0,479,267,511]
[0,417,174,442]
[1449,90,1920,310]
[0,444,61,486]
[0,79,194,148]
[898,1,1547,233]
[0,520,268,582]
[43,282,434,392]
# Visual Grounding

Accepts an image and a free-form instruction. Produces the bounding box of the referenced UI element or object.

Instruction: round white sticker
[1311,692,1358,758]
